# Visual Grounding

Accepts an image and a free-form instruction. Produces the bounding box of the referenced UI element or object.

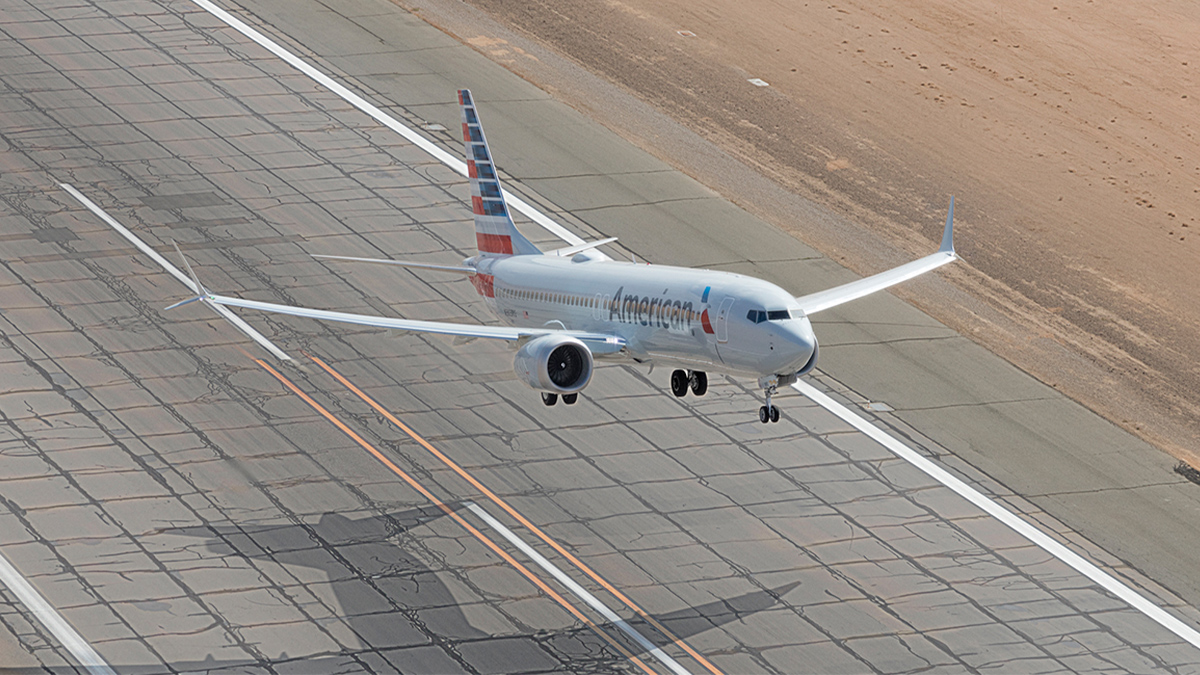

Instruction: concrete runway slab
[0,0,1198,672]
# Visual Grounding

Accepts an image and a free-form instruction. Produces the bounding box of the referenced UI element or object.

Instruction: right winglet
[163,241,212,311]
[939,196,955,255]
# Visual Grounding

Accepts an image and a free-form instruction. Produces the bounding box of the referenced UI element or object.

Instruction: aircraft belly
[636,326,722,368]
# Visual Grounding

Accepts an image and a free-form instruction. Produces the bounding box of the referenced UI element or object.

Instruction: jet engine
[514,335,594,394]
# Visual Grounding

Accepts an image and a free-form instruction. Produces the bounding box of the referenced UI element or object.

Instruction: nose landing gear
[670,370,709,397]
[757,373,798,424]
[758,403,780,423]
[758,386,781,424]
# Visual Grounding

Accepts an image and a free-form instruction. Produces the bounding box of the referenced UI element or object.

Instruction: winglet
[940,196,956,255]
[163,241,212,311]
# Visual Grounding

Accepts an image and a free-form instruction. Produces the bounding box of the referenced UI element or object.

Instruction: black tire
[758,406,769,424]
[541,392,558,406]
[690,371,708,396]
[769,405,780,423]
[670,369,689,397]
[562,393,578,405]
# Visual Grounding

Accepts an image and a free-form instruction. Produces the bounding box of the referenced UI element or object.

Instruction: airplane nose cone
[764,319,817,373]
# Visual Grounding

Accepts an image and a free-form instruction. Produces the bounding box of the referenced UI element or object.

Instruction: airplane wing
[163,242,625,354]
[198,292,627,354]
[795,198,957,316]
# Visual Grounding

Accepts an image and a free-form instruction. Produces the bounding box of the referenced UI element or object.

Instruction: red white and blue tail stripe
[459,89,540,258]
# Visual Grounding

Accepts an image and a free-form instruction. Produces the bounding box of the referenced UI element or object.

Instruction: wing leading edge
[795,198,957,316]
[195,292,626,355]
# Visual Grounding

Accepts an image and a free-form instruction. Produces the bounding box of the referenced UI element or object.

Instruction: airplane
[168,89,958,424]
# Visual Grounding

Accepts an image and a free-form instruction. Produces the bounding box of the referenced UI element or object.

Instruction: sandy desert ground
[439,0,1200,464]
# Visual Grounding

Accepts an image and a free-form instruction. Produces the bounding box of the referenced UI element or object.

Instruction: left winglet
[163,241,212,311]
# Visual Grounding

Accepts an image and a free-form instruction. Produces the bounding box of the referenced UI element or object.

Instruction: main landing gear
[670,370,707,398]
[541,392,578,406]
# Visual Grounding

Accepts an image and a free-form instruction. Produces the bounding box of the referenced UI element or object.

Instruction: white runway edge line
[188,0,585,248]
[0,550,115,675]
[464,502,693,675]
[60,184,292,361]
[793,380,1200,651]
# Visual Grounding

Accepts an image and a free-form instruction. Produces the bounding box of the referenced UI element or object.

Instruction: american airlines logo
[608,285,711,333]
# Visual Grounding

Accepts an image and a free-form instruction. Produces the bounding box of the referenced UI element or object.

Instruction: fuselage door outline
[715,296,735,344]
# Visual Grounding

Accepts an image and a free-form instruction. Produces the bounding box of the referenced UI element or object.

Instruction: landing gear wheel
[689,371,708,396]
[541,392,558,407]
[562,393,578,405]
[670,370,689,397]
[760,380,781,423]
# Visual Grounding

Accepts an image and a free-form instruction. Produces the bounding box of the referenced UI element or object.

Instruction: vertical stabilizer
[458,89,541,257]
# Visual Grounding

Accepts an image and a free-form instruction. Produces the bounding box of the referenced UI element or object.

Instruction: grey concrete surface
[0,0,1197,673]
[395,0,1200,615]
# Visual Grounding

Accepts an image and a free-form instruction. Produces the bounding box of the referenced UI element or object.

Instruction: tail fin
[458,89,540,257]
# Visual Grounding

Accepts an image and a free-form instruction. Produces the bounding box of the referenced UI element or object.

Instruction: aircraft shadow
[135,507,793,672]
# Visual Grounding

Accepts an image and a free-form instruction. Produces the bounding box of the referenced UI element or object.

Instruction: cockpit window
[749,309,801,322]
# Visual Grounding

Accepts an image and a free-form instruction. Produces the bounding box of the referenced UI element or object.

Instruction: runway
[1,0,1199,672]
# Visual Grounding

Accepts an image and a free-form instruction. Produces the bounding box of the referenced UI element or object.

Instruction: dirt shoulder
[434,0,1200,463]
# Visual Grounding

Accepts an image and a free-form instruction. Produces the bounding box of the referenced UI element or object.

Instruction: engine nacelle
[514,335,594,394]
[796,337,819,376]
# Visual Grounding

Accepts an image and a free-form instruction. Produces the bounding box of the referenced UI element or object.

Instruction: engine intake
[514,335,594,394]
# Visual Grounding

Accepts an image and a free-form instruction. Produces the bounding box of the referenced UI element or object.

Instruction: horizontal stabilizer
[545,237,618,258]
[312,254,476,275]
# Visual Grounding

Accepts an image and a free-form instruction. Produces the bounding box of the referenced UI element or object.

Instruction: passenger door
[715,296,735,343]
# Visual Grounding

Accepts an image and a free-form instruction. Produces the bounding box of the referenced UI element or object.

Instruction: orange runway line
[253,359,656,675]
[308,354,725,675]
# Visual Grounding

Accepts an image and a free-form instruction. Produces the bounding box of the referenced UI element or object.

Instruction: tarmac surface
[0,0,1198,673]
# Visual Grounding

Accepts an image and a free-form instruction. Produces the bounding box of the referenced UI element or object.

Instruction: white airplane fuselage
[474,253,818,379]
